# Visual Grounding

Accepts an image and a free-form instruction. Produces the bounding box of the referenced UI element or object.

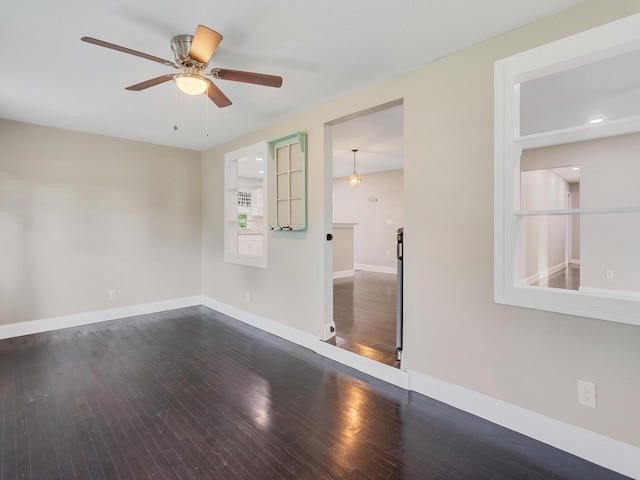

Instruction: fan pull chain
[172,81,179,132]
[205,85,209,137]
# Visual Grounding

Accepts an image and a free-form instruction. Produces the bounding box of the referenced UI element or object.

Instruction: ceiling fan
[81,25,283,108]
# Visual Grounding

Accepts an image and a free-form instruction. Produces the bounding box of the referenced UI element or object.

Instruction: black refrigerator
[396,227,403,361]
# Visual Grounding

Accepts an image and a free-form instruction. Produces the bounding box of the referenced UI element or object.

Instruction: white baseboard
[0,296,203,341]
[333,269,355,279]
[408,370,640,479]
[2,298,637,477]
[316,341,409,389]
[522,261,567,285]
[202,296,409,389]
[570,259,581,265]
[201,297,319,352]
[355,263,397,275]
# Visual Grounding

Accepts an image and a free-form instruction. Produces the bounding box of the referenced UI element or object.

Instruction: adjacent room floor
[332,271,399,367]
[531,264,580,290]
[0,306,629,479]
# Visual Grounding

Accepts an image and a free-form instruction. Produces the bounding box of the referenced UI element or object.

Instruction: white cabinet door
[238,235,263,256]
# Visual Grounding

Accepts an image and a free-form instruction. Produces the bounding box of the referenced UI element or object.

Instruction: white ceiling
[332,103,404,178]
[0,0,584,153]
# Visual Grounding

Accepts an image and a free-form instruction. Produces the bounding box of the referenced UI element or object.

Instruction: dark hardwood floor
[0,306,629,479]
[332,271,399,367]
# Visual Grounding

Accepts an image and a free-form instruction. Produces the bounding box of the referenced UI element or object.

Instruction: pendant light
[348,148,362,188]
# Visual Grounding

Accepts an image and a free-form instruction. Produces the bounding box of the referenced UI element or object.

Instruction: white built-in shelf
[515,206,640,216]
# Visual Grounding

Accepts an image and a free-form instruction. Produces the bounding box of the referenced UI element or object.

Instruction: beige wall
[0,120,202,324]
[201,117,329,337]
[332,225,355,274]
[334,169,403,270]
[201,0,640,447]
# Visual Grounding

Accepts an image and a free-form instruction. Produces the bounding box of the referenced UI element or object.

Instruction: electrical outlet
[606,269,614,280]
[245,291,251,303]
[108,289,117,301]
[577,380,597,408]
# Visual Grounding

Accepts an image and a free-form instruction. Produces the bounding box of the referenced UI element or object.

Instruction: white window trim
[494,13,640,327]
[224,141,269,269]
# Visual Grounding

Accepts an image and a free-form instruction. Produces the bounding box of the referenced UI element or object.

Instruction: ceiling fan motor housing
[171,35,203,67]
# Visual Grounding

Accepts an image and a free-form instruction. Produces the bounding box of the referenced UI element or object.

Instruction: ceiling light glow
[589,118,604,124]
[174,74,208,95]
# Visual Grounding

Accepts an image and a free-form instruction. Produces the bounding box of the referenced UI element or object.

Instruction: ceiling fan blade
[189,25,223,65]
[81,37,177,67]
[125,75,174,91]
[205,79,232,107]
[211,68,283,88]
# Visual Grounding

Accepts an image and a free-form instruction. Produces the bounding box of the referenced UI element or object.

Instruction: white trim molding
[408,371,640,479]
[355,264,397,275]
[333,269,355,279]
[201,297,319,352]
[578,286,640,300]
[316,340,409,389]
[0,296,203,341]
[521,261,567,286]
[494,12,640,327]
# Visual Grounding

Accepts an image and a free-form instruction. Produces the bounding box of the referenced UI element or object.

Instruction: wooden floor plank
[0,306,631,479]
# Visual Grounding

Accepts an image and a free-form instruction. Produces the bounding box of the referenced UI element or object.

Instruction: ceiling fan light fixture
[174,74,208,95]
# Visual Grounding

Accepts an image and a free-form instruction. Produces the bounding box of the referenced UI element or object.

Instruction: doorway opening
[326,101,404,368]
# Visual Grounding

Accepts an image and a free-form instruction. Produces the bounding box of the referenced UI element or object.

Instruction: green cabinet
[268,132,307,231]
